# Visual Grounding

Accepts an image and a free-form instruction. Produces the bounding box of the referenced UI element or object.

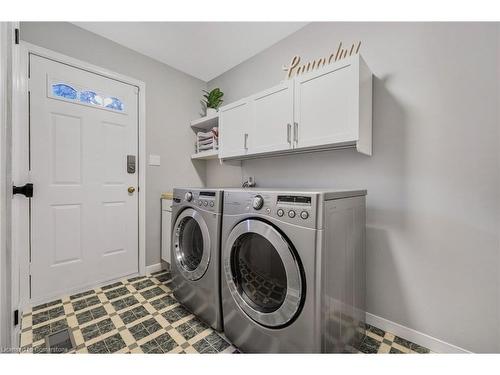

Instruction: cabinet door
[294,62,357,149]
[249,82,294,155]
[219,98,252,158]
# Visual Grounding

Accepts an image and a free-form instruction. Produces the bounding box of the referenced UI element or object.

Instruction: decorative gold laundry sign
[282,41,361,80]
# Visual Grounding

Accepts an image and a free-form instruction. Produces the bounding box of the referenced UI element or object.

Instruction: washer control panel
[195,191,217,211]
[173,189,221,213]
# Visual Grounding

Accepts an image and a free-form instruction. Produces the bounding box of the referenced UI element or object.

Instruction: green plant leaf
[202,87,224,109]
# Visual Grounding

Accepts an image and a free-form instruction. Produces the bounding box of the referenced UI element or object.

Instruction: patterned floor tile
[32,305,65,326]
[192,332,230,353]
[104,286,130,300]
[110,295,139,311]
[20,271,430,354]
[32,319,68,342]
[76,306,107,325]
[69,290,95,300]
[87,333,126,353]
[150,295,177,311]
[176,318,209,340]
[129,318,163,341]
[127,276,146,283]
[32,299,62,312]
[119,305,149,324]
[132,279,155,291]
[162,305,191,323]
[140,332,177,353]
[101,282,123,291]
[140,286,166,300]
[154,273,171,283]
[72,295,100,312]
[358,335,380,353]
[81,318,115,341]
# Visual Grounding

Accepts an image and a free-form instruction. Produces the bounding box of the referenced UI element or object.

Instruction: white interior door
[249,82,294,155]
[29,53,139,300]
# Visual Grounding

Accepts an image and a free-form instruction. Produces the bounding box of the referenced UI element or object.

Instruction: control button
[203,201,208,206]
[198,201,202,206]
[265,208,271,214]
[288,210,296,218]
[300,211,309,220]
[252,195,264,210]
[277,209,284,217]
[184,192,193,202]
[209,201,214,207]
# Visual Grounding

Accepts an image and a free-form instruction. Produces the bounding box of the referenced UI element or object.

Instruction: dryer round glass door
[173,208,211,281]
[224,219,303,328]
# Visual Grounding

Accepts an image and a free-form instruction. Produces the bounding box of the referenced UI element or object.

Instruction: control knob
[185,192,193,202]
[252,195,264,210]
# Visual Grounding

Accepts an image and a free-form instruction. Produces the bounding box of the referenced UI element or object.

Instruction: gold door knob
[128,186,136,194]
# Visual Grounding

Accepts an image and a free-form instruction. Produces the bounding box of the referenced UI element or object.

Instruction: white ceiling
[73,22,308,81]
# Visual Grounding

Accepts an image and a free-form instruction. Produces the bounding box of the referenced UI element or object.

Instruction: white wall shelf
[190,113,219,160]
[190,112,219,130]
[191,149,219,160]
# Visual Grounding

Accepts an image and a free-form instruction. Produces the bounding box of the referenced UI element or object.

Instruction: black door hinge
[14,28,20,45]
[13,183,33,198]
[14,310,19,326]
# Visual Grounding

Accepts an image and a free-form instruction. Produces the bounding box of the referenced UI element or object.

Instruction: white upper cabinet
[218,54,372,160]
[249,81,294,155]
[294,55,372,155]
[294,62,355,149]
[219,98,253,159]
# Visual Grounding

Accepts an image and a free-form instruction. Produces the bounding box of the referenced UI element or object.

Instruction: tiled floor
[19,270,430,354]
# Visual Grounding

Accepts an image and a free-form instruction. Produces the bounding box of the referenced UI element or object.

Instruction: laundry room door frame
[12,42,147,313]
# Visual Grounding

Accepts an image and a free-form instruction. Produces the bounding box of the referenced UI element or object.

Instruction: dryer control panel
[223,190,319,229]
[276,195,312,222]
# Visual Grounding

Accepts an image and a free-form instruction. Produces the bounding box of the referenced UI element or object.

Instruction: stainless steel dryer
[221,188,367,353]
[171,188,223,331]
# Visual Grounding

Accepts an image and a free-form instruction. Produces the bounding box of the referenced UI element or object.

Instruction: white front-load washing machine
[171,188,223,331]
[221,188,367,353]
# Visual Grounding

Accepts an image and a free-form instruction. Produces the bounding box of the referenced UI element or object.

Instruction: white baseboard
[145,263,164,274]
[366,312,471,353]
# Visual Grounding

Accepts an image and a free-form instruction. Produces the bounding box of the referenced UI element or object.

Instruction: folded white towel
[197,127,219,140]
[198,145,216,151]
[198,138,214,146]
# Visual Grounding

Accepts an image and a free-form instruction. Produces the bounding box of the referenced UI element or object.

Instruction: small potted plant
[203,88,224,116]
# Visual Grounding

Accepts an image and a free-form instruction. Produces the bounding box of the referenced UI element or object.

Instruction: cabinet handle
[287,123,292,144]
[293,122,298,144]
[244,133,248,150]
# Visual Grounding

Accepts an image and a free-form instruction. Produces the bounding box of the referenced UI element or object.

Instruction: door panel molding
[12,42,146,309]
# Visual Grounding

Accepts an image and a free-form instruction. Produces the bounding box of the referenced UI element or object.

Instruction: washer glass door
[173,208,211,281]
[224,219,303,327]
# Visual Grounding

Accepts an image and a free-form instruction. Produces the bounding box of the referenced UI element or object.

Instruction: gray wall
[207,23,500,352]
[20,22,207,267]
